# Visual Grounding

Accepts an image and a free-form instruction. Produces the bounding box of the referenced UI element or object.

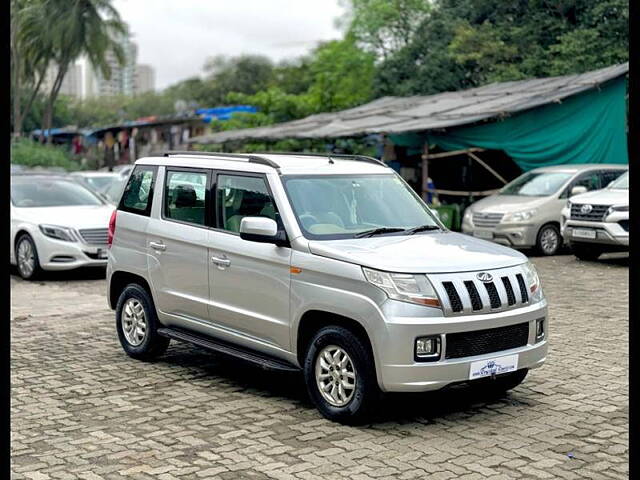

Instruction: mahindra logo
[580,204,593,214]
[476,272,493,283]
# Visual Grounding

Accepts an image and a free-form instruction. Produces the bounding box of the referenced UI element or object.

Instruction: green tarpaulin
[392,77,628,172]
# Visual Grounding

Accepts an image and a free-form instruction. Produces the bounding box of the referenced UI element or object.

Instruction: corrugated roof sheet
[189,62,628,144]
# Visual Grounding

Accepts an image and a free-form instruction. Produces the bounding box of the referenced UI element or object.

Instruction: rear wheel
[572,243,602,261]
[15,234,42,280]
[303,326,380,424]
[116,284,169,361]
[536,224,561,256]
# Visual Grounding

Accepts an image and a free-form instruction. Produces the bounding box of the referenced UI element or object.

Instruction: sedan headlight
[502,209,537,223]
[39,224,77,242]
[522,261,543,302]
[363,267,441,308]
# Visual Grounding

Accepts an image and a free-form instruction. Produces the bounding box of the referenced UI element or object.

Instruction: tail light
[107,210,117,248]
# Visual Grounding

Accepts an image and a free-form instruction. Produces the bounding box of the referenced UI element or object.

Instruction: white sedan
[10,174,115,279]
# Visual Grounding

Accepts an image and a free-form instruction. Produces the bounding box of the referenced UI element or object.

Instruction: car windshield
[11,177,105,207]
[499,171,573,196]
[85,176,117,192]
[103,177,127,203]
[607,171,628,189]
[282,173,440,239]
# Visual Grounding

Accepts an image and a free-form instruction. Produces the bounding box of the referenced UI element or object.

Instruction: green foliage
[10,138,80,171]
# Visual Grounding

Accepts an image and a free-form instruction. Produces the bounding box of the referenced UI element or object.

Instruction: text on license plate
[572,228,596,239]
[473,230,493,239]
[469,354,519,380]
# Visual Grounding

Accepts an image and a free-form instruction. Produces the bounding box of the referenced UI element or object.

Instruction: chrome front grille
[472,212,504,228]
[78,228,108,245]
[570,203,609,221]
[429,266,530,316]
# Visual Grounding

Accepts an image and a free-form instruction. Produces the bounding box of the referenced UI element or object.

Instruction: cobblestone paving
[11,254,629,479]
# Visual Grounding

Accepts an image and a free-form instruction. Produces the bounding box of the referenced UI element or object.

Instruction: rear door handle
[149,241,166,251]
[211,255,231,267]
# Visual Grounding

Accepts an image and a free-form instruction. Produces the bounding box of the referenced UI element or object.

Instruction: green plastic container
[430,204,461,231]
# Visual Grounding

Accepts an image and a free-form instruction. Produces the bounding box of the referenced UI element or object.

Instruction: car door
[146,167,211,323]
[207,171,292,351]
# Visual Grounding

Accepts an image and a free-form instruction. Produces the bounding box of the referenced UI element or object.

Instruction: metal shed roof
[189,62,628,144]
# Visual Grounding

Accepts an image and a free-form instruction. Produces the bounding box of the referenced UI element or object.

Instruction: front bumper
[561,214,629,248]
[33,235,108,271]
[461,219,538,248]
[375,299,548,392]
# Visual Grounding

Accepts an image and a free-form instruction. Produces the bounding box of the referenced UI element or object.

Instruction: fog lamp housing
[415,336,441,362]
[535,318,545,342]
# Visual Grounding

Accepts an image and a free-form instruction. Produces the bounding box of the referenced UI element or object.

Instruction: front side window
[164,170,207,225]
[601,170,626,189]
[11,178,105,208]
[500,171,573,197]
[217,174,277,233]
[282,173,440,240]
[120,165,156,216]
[607,171,628,190]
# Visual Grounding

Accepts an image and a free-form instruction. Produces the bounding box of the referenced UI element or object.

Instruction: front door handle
[211,255,231,267]
[149,241,166,251]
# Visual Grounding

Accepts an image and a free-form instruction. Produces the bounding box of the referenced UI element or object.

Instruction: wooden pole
[421,143,429,203]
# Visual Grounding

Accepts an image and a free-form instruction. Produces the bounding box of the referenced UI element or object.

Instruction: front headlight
[502,209,537,223]
[363,267,441,308]
[522,261,543,301]
[463,208,472,221]
[607,204,629,214]
[39,224,76,242]
[566,200,571,209]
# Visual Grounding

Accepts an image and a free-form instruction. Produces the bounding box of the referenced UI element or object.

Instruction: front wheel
[303,326,380,424]
[572,243,602,261]
[536,224,561,256]
[15,233,42,280]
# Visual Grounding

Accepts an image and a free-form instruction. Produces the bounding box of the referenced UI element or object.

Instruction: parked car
[107,152,548,424]
[461,164,627,255]
[10,174,114,279]
[560,171,629,260]
[71,171,122,199]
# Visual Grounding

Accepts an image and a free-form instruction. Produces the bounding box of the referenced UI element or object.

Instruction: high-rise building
[134,64,155,94]
[42,62,83,99]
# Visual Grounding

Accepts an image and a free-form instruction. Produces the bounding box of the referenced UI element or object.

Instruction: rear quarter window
[118,165,157,216]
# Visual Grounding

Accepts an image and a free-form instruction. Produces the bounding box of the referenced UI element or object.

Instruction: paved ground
[11,254,629,480]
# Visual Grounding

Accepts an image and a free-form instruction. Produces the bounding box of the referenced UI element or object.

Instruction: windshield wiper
[404,224,441,235]
[355,227,406,238]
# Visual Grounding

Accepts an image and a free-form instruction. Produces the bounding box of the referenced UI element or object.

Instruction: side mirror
[570,185,587,196]
[239,217,288,246]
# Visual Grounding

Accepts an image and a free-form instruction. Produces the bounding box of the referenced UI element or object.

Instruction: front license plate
[573,228,596,239]
[469,354,519,380]
[473,229,493,239]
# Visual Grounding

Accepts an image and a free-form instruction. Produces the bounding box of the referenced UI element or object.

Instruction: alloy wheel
[17,239,35,278]
[315,345,357,407]
[121,299,148,346]
[540,227,559,255]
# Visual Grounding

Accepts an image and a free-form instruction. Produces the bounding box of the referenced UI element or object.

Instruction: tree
[35,0,127,143]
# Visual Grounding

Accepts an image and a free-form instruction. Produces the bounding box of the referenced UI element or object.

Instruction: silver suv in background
[561,171,629,260]
[461,164,627,256]
[107,152,548,424]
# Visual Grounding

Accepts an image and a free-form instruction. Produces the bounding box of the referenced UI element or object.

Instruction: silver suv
[462,165,627,256]
[107,152,548,423]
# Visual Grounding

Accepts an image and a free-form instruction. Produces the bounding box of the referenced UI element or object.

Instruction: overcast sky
[112,0,347,90]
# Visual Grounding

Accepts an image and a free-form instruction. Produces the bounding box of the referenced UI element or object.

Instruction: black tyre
[475,368,529,396]
[535,224,561,256]
[572,243,602,261]
[15,233,43,280]
[303,325,380,425]
[115,284,170,361]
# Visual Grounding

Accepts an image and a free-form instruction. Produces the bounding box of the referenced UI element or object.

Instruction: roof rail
[154,150,281,170]
[261,151,387,167]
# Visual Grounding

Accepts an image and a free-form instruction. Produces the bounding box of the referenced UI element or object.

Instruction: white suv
[107,152,548,423]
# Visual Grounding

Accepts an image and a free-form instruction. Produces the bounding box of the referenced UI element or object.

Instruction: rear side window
[164,169,208,226]
[119,165,157,216]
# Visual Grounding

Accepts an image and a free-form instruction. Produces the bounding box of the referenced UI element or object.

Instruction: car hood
[468,194,550,213]
[570,188,628,206]
[13,205,115,229]
[307,231,527,273]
